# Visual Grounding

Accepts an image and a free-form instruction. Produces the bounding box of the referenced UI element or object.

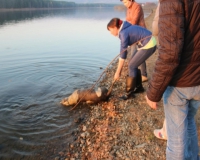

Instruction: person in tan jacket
[152,2,159,36]
[120,0,148,83]
[151,2,168,141]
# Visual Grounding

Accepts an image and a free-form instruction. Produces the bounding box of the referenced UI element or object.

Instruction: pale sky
[57,0,157,4]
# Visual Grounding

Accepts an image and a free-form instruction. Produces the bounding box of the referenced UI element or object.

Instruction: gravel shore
[56,8,200,160]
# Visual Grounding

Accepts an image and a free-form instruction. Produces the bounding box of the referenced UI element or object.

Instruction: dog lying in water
[60,87,109,107]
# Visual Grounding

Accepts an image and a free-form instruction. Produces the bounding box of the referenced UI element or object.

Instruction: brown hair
[107,18,123,30]
[120,0,134,1]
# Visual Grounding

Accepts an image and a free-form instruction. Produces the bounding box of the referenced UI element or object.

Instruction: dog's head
[60,90,79,106]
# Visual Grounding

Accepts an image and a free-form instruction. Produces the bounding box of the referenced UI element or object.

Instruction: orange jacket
[126,2,146,28]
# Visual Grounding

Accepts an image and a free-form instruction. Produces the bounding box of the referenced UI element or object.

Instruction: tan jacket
[152,3,160,36]
[126,2,146,28]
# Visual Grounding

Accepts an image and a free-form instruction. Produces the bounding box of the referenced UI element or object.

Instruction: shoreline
[0,8,68,12]
[0,5,153,13]
[55,8,168,160]
[0,7,114,12]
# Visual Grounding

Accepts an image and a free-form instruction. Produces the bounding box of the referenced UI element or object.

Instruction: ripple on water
[0,8,121,158]
[0,98,87,157]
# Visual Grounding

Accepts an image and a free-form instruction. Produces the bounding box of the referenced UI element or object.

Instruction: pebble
[70,144,74,148]
[55,157,60,160]
[82,125,86,131]
[80,139,85,144]
[74,152,79,158]
[19,137,23,140]
[135,143,147,148]
[80,132,86,139]
[59,151,64,156]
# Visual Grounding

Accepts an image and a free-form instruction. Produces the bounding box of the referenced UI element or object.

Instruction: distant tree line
[76,3,115,8]
[0,0,115,9]
[0,0,75,8]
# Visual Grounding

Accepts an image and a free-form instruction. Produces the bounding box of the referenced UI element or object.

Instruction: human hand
[145,95,157,110]
[114,72,120,81]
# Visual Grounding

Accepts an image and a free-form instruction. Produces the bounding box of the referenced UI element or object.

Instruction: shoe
[134,85,145,93]
[119,76,136,100]
[119,93,134,100]
[142,76,148,82]
[134,69,145,93]
[153,129,167,140]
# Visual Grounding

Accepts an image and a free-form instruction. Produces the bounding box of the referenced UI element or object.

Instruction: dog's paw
[86,101,95,104]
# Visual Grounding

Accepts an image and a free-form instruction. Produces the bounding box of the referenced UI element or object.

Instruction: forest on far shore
[0,0,116,9]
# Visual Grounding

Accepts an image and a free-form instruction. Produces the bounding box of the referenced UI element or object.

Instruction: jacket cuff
[146,84,163,102]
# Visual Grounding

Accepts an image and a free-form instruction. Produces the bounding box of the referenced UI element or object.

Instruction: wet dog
[60,87,109,107]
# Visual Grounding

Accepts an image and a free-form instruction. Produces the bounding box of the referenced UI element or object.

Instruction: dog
[60,87,109,107]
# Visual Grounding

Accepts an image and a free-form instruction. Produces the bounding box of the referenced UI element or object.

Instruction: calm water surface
[0,8,150,159]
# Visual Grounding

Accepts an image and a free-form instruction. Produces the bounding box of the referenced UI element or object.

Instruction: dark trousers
[128,46,156,77]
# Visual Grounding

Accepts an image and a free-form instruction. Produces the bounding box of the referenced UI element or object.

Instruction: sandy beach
[54,8,200,160]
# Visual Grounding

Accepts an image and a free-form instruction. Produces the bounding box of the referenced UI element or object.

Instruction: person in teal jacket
[107,18,156,100]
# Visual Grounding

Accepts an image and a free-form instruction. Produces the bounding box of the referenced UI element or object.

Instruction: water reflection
[0,7,126,26]
[0,7,149,159]
[0,9,74,25]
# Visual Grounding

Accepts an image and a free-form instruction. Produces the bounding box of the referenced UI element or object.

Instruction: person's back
[126,1,146,28]
[167,0,200,87]
[147,0,200,102]
[146,0,200,159]
[119,22,153,59]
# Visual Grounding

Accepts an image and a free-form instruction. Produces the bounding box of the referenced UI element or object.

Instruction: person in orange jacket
[120,0,148,82]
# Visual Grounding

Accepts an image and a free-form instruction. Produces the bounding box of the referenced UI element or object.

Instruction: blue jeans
[139,62,147,77]
[130,45,147,77]
[128,46,156,77]
[163,85,200,160]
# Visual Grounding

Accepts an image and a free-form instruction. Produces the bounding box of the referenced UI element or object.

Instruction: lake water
[0,8,150,159]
